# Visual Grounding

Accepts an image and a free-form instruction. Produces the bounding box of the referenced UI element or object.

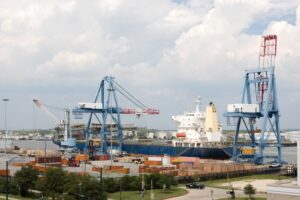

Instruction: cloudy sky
[1,0,300,131]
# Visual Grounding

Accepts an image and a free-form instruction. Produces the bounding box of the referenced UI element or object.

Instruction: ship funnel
[205,102,219,133]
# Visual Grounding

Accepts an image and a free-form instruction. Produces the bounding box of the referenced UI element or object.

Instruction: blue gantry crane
[225,35,282,164]
[72,76,159,155]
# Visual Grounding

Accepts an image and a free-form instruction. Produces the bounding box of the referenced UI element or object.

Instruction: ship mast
[195,96,201,113]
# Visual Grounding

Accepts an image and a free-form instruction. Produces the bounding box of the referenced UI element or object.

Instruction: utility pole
[3,99,9,154]
[5,160,8,200]
[119,178,122,200]
[44,140,47,169]
[79,183,82,200]
[100,167,103,200]
[151,179,154,200]
[141,170,145,200]
[6,156,20,200]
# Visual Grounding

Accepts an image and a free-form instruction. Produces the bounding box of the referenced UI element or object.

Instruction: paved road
[168,186,265,200]
[0,195,21,200]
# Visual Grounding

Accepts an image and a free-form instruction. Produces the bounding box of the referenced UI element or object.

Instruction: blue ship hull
[122,144,233,159]
[54,139,233,159]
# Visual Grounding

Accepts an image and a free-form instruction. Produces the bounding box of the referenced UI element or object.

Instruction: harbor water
[13,140,59,150]
[264,146,297,164]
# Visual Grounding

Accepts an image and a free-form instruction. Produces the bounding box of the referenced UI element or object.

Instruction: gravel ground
[221,179,277,193]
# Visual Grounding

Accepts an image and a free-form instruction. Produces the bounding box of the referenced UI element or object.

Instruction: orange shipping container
[61,159,69,165]
[75,154,89,162]
[171,156,200,164]
[0,169,9,176]
[113,168,130,174]
[110,165,124,170]
[92,167,102,172]
[95,155,109,161]
[11,162,27,167]
[28,161,35,166]
[144,160,162,166]
[32,165,47,172]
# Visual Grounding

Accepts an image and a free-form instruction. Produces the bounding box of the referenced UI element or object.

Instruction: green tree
[145,174,161,189]
[0,179,18,195]
[243,184,256,199]
[103,178,118,193]
[121,175,141,191]
[14,166,39,196]
[44,167,67,200]
[64,173,107,200]
[157,174,176,190]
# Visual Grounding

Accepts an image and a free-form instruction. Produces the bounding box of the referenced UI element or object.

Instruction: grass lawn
[108,187,187,200]
[218,197,266,200]
[202,174,289,189]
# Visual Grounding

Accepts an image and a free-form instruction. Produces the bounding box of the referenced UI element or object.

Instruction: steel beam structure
[224,35,282,164]
[73,76,159,155]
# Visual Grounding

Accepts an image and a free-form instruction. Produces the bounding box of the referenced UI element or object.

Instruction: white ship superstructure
[0,131,15,151]
[172,96,222,147]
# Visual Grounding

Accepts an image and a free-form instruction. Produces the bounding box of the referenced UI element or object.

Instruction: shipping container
[0,169,9,176]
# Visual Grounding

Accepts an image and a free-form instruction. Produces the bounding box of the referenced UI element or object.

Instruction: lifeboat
[176,132,186,138]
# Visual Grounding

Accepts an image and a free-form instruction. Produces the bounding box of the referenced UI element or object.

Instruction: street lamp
[100,167,103,200]
[79,183,82,199]
[3,99,9,154]
[6,156,21,200]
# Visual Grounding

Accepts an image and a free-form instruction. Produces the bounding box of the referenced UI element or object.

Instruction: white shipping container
[148,156,163,161]
[78,102,102,109]
[162,155,171,166]
[227,104,259,113]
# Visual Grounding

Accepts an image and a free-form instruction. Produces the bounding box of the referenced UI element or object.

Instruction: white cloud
[37,51,98,73]
[152,0,270,84]
[0,0,299,129]
[263,6,300,83]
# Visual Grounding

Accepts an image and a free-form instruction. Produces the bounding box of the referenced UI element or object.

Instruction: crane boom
[33,99,63,125]
[33,99,75,149]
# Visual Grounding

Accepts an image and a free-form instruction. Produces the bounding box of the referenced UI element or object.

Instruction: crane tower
[72,76,159,155]
[225,35,282,164]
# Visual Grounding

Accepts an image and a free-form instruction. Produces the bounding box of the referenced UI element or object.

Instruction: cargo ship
[54,97,233,159]
[121,96,233,159]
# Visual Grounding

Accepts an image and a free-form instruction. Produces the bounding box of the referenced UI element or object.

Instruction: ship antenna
[195,96,201,113]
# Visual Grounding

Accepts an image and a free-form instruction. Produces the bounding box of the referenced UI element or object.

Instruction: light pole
[100,167,103,200]
[119,178,122,200]
[79,183,82,200]
[3,99,9,154]
[5,160,8,200]
[6,156,21,200]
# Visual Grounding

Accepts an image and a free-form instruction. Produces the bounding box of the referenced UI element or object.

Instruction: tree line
[1,166,177,200]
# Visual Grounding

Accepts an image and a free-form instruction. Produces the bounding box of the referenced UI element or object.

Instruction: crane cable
[112,80,148,109]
